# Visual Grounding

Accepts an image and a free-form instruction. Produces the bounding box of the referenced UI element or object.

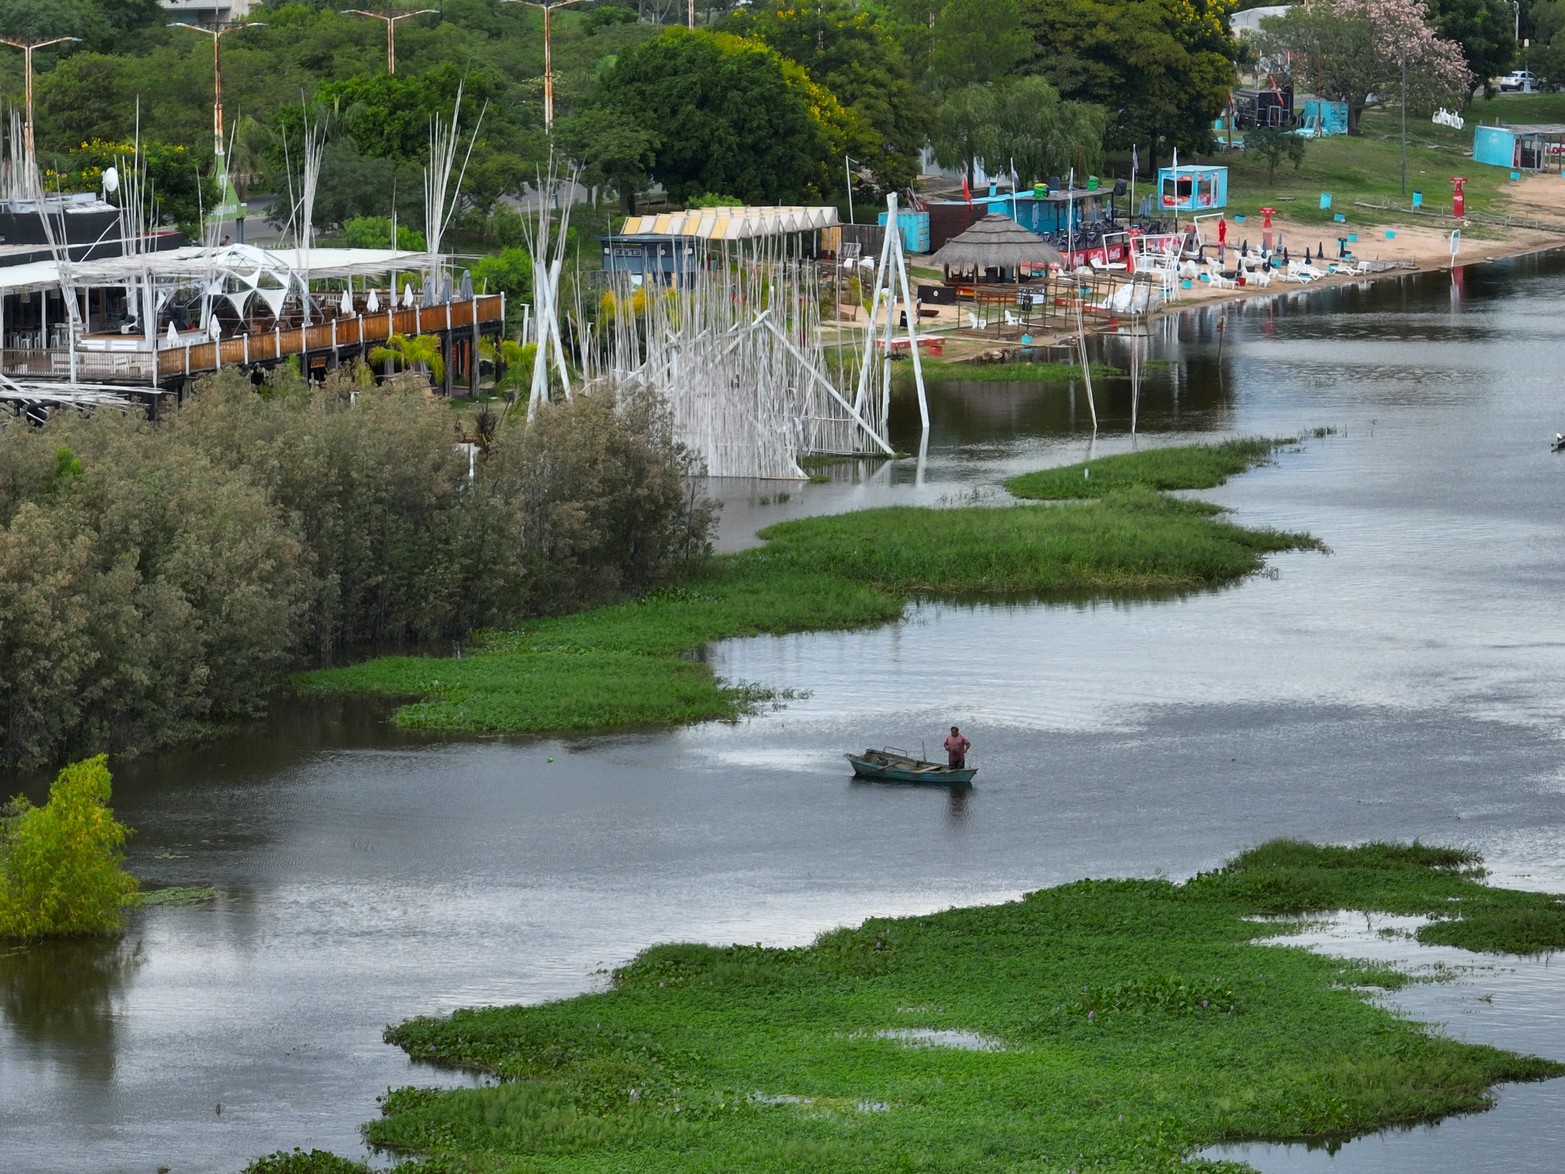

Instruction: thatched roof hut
[927,213,1066,273]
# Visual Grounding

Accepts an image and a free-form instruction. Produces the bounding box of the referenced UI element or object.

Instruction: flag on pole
[961,164,972,205]
[1131,144,1139,179]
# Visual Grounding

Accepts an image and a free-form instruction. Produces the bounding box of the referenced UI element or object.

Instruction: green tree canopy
[721,0,930,197]
[0,756,138,940]
[927,0,1034,89]
[928,78,1107,187]
[1024,0,1239,167]
[1533,0,1565,88]
[42,138,219,238]
[0,0,163,54]
[556,105,661,214]
[594,28,834,205]
[1426,0,1518,95]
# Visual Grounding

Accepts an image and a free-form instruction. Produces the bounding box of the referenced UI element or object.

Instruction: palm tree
[369,332,445,385]
[478,337,536,407]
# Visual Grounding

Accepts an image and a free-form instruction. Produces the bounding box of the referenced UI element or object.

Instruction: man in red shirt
[944,726,971,769]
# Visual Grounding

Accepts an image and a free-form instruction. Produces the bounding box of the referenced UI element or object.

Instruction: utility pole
[503,0,582,129]
[0,36,81,187]
[169,20,266,165]
[343,8,437,74]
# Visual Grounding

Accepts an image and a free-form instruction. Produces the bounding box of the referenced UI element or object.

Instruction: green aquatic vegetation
[136,886,218,907]
[1007,437,1285,500]
[297,480,1317,736]
[336,842,1564,1173]
[243,1149,371,1173]
[909,358,1122,383]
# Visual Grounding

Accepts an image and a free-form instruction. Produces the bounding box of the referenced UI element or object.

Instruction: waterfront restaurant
[0,238,506,411]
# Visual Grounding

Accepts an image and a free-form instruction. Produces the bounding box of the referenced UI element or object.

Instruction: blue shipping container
[877,209,932,254]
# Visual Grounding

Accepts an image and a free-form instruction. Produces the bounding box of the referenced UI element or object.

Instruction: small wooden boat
[846,747,977,785]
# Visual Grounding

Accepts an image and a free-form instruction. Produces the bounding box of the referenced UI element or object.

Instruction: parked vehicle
[1498,71,1539,92]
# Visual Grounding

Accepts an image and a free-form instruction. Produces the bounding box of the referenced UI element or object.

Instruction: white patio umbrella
[366,288,380,313]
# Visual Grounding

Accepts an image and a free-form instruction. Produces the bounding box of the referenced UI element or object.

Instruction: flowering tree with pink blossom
[1259,0,1474,134]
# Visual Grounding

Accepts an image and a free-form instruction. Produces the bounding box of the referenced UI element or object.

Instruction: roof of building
[927,214,1066,270]
[618,205,839,240]
[0,244,432,295]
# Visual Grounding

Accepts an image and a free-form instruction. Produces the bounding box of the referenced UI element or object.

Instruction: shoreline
[886,174,1565,359]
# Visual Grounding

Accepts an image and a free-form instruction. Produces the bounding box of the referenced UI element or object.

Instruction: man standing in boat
[944,726,971,769]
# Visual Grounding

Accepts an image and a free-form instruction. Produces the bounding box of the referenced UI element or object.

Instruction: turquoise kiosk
[1156,164,1228,214]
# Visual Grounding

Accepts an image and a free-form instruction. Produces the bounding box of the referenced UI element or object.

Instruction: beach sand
[884,175,1565,357]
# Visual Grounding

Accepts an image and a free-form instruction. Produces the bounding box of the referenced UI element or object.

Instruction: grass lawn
[293,441,1319,735]
[1179,95,1565,233]
[247,841,1565,1173]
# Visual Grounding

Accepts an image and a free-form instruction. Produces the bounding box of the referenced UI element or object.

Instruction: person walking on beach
[944,726,971,769]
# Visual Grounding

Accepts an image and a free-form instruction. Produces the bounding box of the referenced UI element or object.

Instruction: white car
[1498,71,1538,92]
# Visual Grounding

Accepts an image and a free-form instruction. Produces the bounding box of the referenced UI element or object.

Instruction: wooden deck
[155,295,504,380]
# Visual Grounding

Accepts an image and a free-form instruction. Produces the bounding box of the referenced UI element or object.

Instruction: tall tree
[593,29,834,205]
[721,0,930,196]
[1426,0,1521,95]
[1533,0,1565,86]
[1258,0,1474,133]
[928,77,1108,186]
[926,0,1033,90]
[557,106,661,213]
[1024,0,1239,167]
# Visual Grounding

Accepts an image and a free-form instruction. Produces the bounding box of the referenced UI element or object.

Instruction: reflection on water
[0,938,144,1084]
[3,249,1565,1172]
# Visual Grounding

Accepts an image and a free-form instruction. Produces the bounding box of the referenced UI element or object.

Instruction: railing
[2,347,59,377]
[153,295,504,380]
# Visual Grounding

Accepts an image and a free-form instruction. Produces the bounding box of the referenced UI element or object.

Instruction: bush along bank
[295,438,1322,736]
[0,368,715,770]
[248,840,1565,1173]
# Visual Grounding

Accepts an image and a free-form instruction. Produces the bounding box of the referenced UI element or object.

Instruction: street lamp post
[503,0,582,129]
[343,8,436,74]
[170,20,266,165]
[0,36,81,184]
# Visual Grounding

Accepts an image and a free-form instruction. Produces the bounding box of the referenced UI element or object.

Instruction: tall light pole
[0,36,80,183]
[503,0,581,129]
[343,8,436,74]
[170,20,266,165]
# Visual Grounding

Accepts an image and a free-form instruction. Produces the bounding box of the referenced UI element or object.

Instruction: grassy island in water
[249,841,1565,1173]
[294,438,1316,735]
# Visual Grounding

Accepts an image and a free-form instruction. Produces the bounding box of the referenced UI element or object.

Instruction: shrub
[0,756,138,940]
[0,369,716,767]
[486,385,717,615]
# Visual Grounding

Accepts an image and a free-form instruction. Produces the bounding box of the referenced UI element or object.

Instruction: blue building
[1472,124,1564,173]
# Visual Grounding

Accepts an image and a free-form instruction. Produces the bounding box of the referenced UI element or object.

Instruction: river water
[3,253,1563,1172]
